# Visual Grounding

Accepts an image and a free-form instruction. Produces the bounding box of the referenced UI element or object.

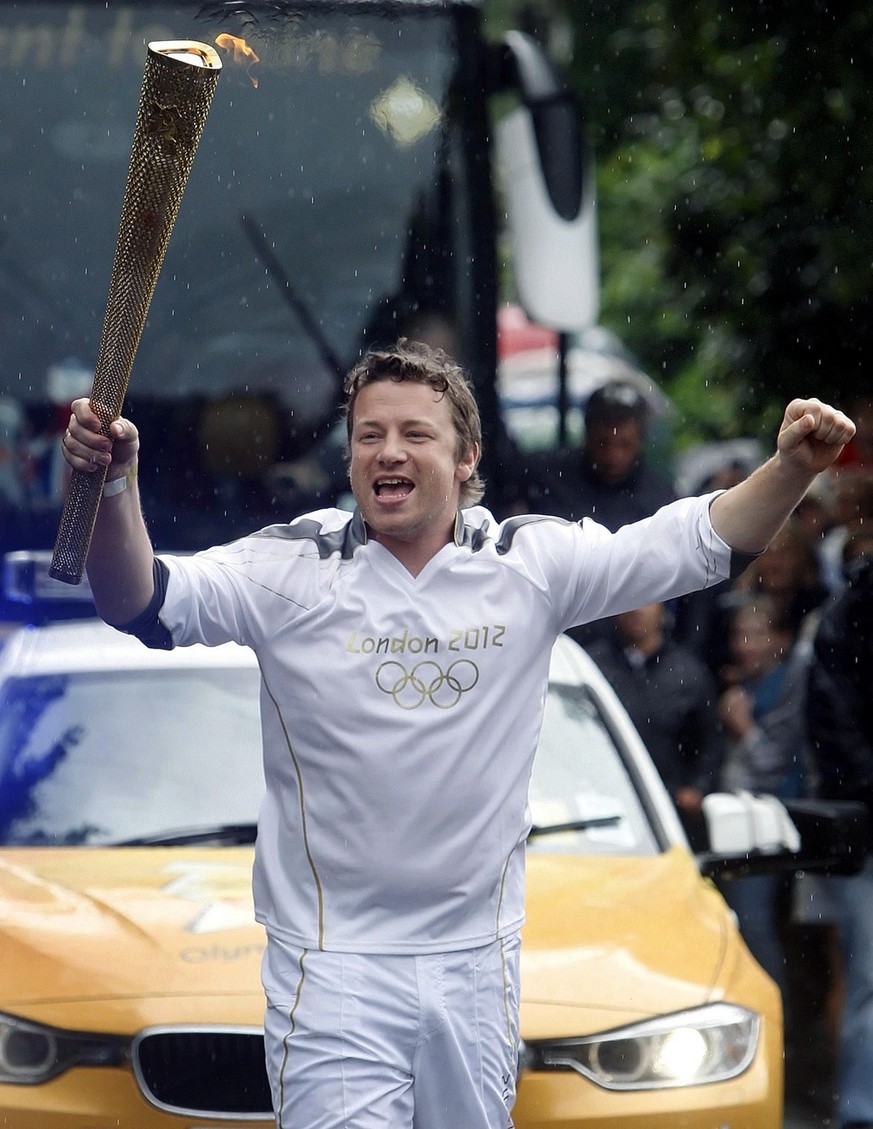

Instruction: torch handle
[50,465,110,586]
[49,40,221,585]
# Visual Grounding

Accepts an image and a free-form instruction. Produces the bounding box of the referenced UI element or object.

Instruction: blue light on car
[3,551,94,605]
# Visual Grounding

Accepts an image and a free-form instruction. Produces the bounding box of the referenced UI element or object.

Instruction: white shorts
[261,934,521,1129]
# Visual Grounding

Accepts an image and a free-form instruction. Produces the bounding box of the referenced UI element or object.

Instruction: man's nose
[378,432,407,462]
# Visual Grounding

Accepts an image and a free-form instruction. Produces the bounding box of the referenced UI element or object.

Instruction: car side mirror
[698,791,869,879]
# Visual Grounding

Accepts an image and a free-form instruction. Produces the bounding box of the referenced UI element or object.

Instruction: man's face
[584,420,644,485]
[349,379,478,552]
[730,611,789,679]
[615,602,664,645]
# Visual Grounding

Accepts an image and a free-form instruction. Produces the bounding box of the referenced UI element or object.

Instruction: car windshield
[528,682,660,857]
[0,658,659,855]
[0,666,264,845]
[2,1,480,547]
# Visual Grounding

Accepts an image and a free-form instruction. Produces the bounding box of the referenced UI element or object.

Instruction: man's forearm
[709,453,816,552]
[710,396,854,552]
[85,467,156,627]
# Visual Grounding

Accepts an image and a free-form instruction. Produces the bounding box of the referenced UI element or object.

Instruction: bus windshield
[0,1,489,550]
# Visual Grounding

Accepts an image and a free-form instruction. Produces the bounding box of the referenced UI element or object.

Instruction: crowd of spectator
[515,383,873,1128]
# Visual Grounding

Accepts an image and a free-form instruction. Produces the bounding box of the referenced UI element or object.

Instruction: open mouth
[374,478,414,500]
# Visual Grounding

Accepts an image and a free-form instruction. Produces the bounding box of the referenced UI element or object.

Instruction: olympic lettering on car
[375,658,479,710]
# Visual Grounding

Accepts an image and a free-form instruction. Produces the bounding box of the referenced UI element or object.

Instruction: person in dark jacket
[587,601,725,850]
[521,379,676,531]
[523,380,677,648]
[807,529,873,1129]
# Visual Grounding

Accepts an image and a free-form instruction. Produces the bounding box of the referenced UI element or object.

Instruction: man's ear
[457,443,480,481]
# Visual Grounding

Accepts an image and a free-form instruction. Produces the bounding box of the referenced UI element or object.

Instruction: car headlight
[0,1013,126,1085]
[521,1003,759,1090]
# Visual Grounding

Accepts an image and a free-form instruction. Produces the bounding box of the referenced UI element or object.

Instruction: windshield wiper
[114,823,257,847]
[528,815,622,839]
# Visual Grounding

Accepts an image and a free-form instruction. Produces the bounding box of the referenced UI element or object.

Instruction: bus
[0,0,597,581]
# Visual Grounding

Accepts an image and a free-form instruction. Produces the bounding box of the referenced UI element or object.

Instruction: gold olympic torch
[50,41,222,584]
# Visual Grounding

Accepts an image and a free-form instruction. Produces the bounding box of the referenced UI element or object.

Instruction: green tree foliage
[553,0,873,441]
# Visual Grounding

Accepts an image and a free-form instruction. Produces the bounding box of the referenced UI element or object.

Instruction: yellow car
[0,585,851,1127]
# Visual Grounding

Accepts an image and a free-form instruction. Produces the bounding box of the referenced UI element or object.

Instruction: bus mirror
[495,32,599,332]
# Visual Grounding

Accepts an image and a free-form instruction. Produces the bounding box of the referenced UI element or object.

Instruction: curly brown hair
[343,339,485,507]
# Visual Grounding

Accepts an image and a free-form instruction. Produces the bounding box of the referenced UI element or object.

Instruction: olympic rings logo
[375,659,480,710]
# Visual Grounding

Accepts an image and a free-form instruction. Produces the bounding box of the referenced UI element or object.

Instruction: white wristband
[102,466,137,497]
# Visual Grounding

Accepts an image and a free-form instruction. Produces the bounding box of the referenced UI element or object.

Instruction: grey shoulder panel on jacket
[250,510,367,560]
[456,512,573,556]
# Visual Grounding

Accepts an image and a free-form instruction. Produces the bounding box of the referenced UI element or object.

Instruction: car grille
[132,1026,273,1117]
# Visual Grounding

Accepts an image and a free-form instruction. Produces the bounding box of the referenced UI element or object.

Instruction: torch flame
[215,33,260,88]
